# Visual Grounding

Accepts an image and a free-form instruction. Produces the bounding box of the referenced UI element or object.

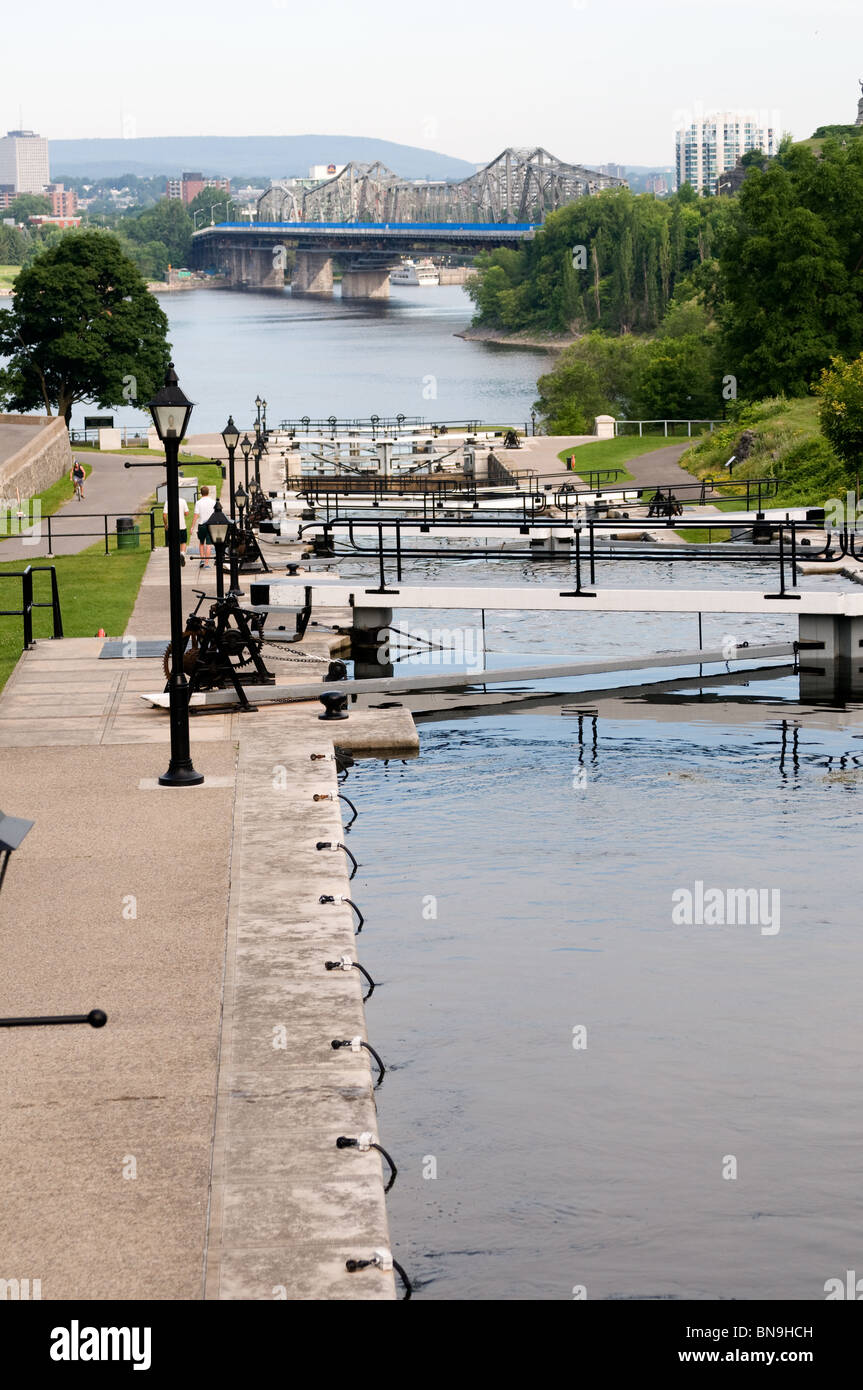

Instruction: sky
[4,0,863,168]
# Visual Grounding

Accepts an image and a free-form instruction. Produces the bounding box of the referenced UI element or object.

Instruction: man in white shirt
[162,494,190,566]
[192,486,217,568]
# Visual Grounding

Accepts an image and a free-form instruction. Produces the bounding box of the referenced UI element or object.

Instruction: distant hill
[49,135,478,183]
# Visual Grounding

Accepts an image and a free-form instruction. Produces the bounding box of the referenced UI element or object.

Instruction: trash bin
[116,517,140,550]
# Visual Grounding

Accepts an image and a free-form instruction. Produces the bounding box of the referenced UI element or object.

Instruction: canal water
[71,284,547,435]
[337,553,863,1301]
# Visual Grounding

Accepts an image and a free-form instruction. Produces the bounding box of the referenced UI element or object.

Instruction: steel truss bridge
[256,147,626,225]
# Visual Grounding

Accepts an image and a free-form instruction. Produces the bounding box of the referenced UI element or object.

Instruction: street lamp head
[248,478,259,493]
[240,434,252,460]
[207,498,230,545]
[234,482,247,509]
[221,415,240,451]
[148,364,194,443]
[255,395,262,410]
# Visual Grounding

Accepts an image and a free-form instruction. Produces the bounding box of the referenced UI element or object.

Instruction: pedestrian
[163,491,190,566]
[192,486,216,569]
[70,457,86,501]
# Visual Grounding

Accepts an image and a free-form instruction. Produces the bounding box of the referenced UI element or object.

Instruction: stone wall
[0,415,73,500]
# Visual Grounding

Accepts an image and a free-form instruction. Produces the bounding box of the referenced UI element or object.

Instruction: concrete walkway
[0,545,416,1300]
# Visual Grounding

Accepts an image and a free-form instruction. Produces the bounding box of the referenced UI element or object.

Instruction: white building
[0,130,50,194]
[675,113,776,195]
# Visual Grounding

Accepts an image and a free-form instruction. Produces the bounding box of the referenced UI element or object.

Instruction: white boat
[389,258,439,286]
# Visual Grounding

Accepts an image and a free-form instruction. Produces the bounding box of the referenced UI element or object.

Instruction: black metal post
[160,434,203,786]
[226,442,237,521]
[214,538,226,599]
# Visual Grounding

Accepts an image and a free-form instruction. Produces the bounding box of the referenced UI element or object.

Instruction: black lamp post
[148,364,203,787]
[235,482,247,538]
[221,415,240,521]
[255,395,262,431]
[262,398,268,435]
[208,498,230,600]
[241,434,252,488]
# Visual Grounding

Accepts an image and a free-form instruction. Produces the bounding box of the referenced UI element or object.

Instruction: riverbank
[456,324,577,351]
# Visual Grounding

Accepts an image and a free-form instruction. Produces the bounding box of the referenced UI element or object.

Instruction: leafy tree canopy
[0,229,171,421]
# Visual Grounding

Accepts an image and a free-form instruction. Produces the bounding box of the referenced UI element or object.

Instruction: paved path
[0,451,157,560]
[0,548,414,1299]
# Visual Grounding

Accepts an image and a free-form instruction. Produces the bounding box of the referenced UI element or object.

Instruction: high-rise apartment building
[0,130,50,193]
[675,113,776,195]
[166,172,230,205]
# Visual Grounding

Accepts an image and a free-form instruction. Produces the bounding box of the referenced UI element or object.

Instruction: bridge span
[191,221,536,296]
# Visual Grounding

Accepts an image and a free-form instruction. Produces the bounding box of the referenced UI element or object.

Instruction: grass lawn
[556,435,687,483]
[0,539,152,691]
[675,527,732,544]
[0,264,20,289]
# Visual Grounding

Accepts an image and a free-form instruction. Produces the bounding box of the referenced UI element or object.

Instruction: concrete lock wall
[0,414,73,501]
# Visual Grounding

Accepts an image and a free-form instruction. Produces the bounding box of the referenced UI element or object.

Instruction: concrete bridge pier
[223,244,284,290]
[291,252,334,296]
[341,268,391,300]
[798,613,863,701]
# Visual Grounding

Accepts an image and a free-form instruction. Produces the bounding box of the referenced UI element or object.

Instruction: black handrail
[0,565,63,650]
[0,508,169,556]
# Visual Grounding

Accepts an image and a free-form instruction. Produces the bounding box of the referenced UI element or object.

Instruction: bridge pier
[798,613,863,701]
[341,268,390,300]
[291,252,334,296]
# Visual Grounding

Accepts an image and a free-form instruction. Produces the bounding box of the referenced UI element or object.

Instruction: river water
[334,552,863,1301]
[70,284,546,434]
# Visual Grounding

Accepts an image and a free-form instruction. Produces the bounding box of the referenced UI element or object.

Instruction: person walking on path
[192,486,216,569]
[70,458,87,501]
[163,491,190,566]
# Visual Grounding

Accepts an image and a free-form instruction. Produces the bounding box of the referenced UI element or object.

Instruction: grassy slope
[1,462,92,521]
[679,396,851,508]
[0,264,19,289]
[555,435,690,483]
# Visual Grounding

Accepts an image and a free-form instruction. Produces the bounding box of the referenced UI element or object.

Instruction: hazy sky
[5,0,863,167]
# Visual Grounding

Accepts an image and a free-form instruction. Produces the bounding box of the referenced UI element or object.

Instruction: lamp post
[208,498,230,600]
[530,409,536,436]
[262,399,268,435]
[148,364,203,788]
[221,415,240,514]
[240,434,252,489]
[255,395,262,432]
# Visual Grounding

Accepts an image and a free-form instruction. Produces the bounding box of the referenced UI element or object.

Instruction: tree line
[470,138,863,425]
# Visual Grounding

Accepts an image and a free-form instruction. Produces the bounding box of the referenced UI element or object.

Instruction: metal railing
[551,475,783,513]
[69,428,152,447]
[0,565,63,650]
[298,514,815,598]
[613,418,724,437]
[10,507,169,556]
[277,416,485,434]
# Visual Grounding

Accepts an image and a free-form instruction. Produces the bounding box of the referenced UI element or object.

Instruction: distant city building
[45,182,77,217]
[0,185,14,209]
[28,214,81,229]
[599,162,626,180]
[0,129,50,194]
[166,172,230,205]
[646,174,669,196]
[675,113,776,195]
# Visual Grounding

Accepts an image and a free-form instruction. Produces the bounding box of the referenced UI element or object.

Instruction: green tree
[0,230,171,422]
[123,197,193,266]
[5,193,52,221]
[815,354,863,476]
